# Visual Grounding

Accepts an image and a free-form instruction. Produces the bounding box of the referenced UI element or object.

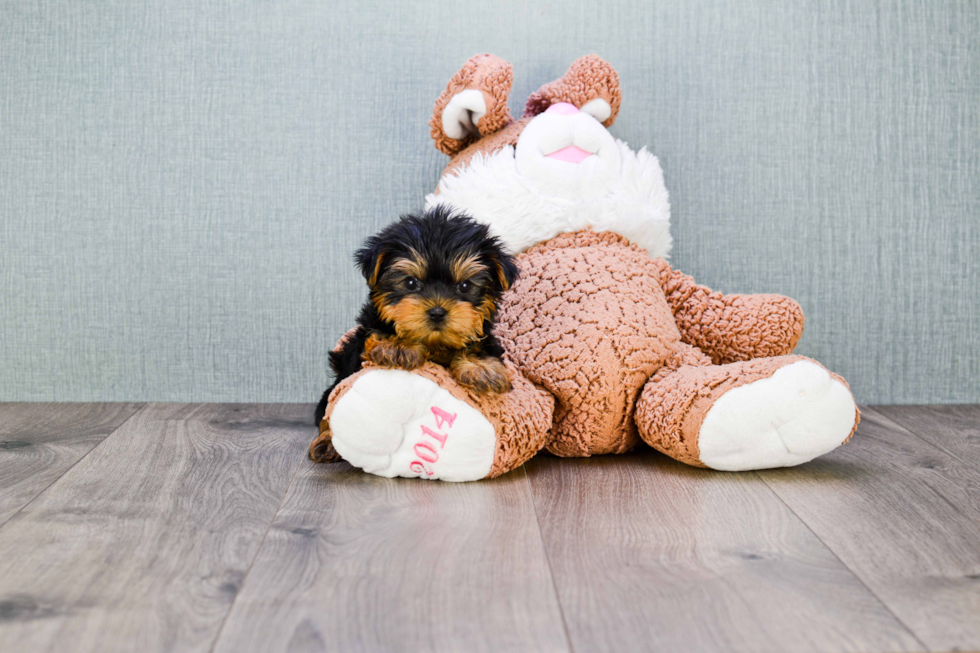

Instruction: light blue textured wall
[1,0,977,404]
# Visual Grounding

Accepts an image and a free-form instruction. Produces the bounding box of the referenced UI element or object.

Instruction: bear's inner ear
[430,54,514,156]
[442,90,487,141]
[580,98,612,123]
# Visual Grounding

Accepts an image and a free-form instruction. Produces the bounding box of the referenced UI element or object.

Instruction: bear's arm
[651,259,805,365]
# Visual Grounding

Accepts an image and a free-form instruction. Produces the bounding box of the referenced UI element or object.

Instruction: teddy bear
[311,54,859,482]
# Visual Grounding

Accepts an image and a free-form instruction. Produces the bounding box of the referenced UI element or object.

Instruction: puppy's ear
[491,254,519,292]
[430,54,514,156]
[523,55,621,127]
[355,239,385,286]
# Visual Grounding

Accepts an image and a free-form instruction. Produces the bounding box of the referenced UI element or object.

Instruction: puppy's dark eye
[456,280,472,294]
[405,277,420,292]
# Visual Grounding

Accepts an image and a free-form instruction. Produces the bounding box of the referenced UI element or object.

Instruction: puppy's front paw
[364,335,427,370]
[451,355,512,395]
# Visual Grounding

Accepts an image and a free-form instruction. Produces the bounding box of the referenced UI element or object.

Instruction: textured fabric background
[1,0,977,403]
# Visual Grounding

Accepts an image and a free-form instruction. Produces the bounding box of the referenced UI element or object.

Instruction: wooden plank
[0,403,311,653]
[876,404,980,472]
[758,407,980,652]
[212,464,570,653]
[526,450,922,653]
[0,402,143,527]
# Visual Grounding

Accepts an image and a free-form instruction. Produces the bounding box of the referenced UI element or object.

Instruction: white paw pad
[329,369,496,482]
[698,361,857,471]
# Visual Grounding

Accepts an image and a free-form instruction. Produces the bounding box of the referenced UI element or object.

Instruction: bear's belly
[494,230,682,456]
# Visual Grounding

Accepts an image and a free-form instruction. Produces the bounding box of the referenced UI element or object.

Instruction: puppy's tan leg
[309,421,342,463]
[363,333,428,370]
[450,352,512,394]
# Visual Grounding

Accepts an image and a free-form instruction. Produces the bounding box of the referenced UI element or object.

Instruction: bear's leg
[315,361,554,481]
[634,345,858,470]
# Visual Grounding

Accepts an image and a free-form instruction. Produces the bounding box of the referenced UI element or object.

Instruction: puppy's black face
[356,206,518,350]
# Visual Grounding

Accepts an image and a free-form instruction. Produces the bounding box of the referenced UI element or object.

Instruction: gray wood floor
[0,403,977,653]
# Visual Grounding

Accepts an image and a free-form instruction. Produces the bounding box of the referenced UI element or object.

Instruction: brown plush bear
[311,54,859,482]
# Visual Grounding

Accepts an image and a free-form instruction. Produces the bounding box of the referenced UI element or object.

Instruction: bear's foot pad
[329,369,496,481]
[698,361,857,471]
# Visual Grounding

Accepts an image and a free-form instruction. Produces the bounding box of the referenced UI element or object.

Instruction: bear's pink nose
[545,102,579,115]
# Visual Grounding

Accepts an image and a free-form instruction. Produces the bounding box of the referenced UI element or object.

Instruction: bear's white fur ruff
[426,139,672,259]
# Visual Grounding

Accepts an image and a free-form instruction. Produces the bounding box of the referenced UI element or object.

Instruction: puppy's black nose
[427,307,447,323]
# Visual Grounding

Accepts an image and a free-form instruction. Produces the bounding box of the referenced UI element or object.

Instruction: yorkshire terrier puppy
[312,205,519,439]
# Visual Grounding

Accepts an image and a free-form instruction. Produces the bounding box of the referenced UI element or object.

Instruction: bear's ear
[430,54,514,156]
[523,55,621,127]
